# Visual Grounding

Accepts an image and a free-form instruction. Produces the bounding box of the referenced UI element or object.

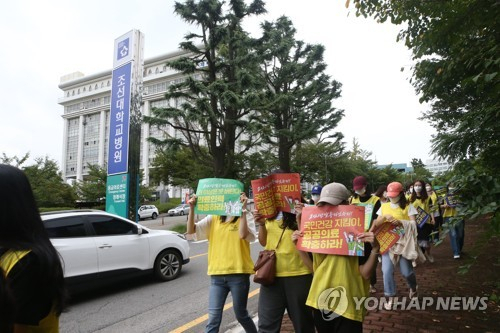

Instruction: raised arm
[186,195,197,235]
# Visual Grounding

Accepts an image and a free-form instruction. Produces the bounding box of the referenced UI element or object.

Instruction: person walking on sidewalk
[441,183,465,259]
[349,176,381,293]
[409,179,436,263]
[254,207,314,333]
[293,182,380,333]
[370,182,421,310]
[186,191,258,333]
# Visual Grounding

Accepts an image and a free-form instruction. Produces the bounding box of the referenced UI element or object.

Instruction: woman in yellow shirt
[293,182,380,333]
[254,208,314,333]
[409,180,436,262]
[187,191,257,333]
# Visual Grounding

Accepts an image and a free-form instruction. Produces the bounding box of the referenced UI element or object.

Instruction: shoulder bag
[253,227,286,285]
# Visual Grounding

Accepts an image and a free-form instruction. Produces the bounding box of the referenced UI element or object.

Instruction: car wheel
[154,249,182,281]
[152,212,158,219]
[180,211,184,216]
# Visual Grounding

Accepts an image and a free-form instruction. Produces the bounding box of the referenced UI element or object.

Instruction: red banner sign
[251,173,301,218]
[375,223,405,254]
[297,205,365,256]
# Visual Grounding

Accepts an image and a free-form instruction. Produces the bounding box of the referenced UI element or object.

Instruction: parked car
[41,210,190,291]
[168,204,190,216]
[138,205,159,220]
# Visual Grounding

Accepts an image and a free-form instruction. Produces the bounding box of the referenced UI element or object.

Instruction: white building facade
[58,50,190,198]
[425,159,452,175]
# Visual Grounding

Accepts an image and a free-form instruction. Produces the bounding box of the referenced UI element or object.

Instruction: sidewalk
[238,217,499,332]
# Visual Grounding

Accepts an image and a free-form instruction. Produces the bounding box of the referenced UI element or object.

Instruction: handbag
[253,227,286,285]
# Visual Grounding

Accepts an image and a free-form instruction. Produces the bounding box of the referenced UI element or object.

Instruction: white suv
[138,205,159,220]
[41,210,190,290]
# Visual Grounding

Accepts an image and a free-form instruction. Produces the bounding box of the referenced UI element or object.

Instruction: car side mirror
[137,225,143,235]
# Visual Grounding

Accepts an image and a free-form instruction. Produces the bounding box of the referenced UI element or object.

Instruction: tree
[23,157,76,208]
[75,164,107,202]
[291,139,346,185]
[256,16,344,172]
[150,146,213,191]
[1,153,30,167]
[145,0,266,178]
[353,0,500,171]
[410,158,433,181]
[352,0,500,229]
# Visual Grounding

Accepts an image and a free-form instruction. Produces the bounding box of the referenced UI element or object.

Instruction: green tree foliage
[22,157,76,208]
[150,146,213,190]
[1,153,30,167]
[291,140,346,185]
[256,16,344,172]
[352,0,500,229]
[410,157,433,181]
[144,0,266,178]
[75,164,107,202]
[353,0,500,171]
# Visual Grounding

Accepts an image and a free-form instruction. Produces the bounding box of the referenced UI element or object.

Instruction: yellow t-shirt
[380,202,412,220]
[411,197,432,214]
[205,216,255,275]
[264,217,312,277]
[0,250,60,333]
[306,253,369,322]
[350,195,379,206]
[442,206,457,218]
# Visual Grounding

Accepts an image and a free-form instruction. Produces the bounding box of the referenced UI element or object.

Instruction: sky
[0,0,436,168]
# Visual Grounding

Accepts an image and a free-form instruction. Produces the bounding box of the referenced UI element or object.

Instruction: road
[59,214,264,333]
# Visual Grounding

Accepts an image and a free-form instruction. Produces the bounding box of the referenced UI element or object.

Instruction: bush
[170,223,187,234]
[156,198,182,213]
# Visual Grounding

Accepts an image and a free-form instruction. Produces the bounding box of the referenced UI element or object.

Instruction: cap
[387,182,404,197]
[311,185,323,195]
[352,176,368,191]
[317,183,351,206]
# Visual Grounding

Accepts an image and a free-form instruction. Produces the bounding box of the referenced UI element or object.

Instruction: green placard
[105,173,129,218]
[354,203,374,231]
[195,178,244,216]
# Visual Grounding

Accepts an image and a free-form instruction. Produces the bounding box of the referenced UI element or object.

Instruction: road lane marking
[169,288,260,333]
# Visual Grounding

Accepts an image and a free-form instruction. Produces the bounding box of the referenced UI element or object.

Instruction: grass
[170,223,187,234]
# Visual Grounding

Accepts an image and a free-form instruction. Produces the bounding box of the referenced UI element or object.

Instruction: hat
[386,182,404,197]
[352,176,368,191]
[311,185,322,195]
[318,183,350,206]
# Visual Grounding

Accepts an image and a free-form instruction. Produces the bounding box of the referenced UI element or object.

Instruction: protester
[374,185,388,204]
[254,208,314,333]
[409,180,436,263]
[293,182,380,333]
[186,191,257,333]
[309,185,322,205]
[349,176,381,293]
[370,181,421,310]
[0,164,67,332]
[426,183,443,243]
[440,183,464,259]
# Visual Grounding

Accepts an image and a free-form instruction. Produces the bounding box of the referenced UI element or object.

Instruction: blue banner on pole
[107,62,132,175]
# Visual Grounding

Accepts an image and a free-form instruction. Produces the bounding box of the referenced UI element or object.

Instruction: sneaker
[426,253,434,263]
[383,298,393,310]
[409,287,418,299]
[454,255,460,259]
[370,285,377,293]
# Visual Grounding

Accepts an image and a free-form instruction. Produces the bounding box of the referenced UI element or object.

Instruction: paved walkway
[241,217,499,332]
